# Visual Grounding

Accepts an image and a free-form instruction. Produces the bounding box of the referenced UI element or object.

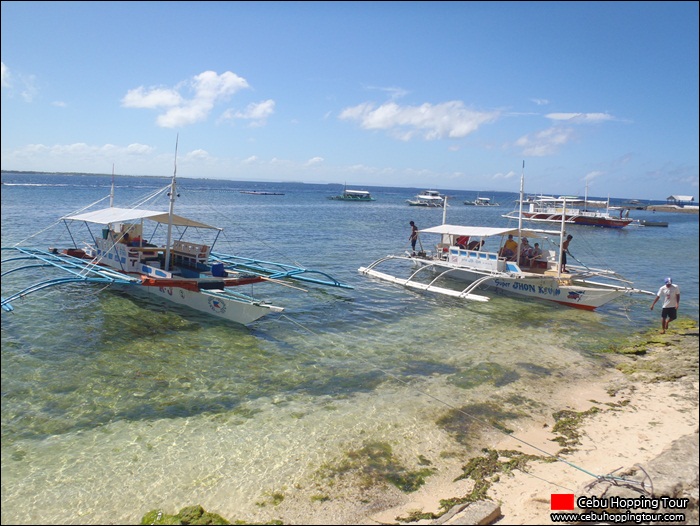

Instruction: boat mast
[164,135,179,271]
[516,161,524,258]
[558,198,566,277]
[518,161,524,233]
[110,164,115,208]
[442,195,448,224]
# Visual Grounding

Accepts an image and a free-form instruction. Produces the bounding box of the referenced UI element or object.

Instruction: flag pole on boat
[164,134,178,271]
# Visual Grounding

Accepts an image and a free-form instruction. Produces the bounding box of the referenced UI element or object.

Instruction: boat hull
[139,284,283,325]
[518,211,631,228]
[412,260,626,309]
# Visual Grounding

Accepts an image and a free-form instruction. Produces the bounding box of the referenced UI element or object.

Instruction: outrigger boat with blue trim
[359,166,652,310]
[2,144,351,325]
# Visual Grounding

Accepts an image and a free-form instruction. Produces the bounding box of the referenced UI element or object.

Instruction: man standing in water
[409,221,418,254]
[650,277,681,334]
[561,234,573,273]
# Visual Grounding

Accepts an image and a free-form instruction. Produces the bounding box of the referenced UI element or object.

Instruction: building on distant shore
[666,195,695,207]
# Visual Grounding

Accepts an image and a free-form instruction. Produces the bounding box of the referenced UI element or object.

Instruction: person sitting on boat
[456,235,470,248]
[467,240,485,251]
[129,235,144,246]
[120,232,130,244]
[499,234,518,260]
[519,238,533,266]
[528,242,544,267]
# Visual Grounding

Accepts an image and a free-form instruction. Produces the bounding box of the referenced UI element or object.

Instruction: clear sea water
[1,172,698,524]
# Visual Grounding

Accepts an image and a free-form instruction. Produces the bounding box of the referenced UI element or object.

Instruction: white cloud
[306,156,324,166]
[492,170,519,180]
[531,98,550,106]
[122,70,250,128]
[515,126,576,156]
[220,99,275,127]
[1,62,9,88]
[125,143,154,155]
[122,87,183,108]
[545,112,614,123]
[363,85,410,100]
[584,170,605,183]
[185,149,210,161]
[338,101,500,140]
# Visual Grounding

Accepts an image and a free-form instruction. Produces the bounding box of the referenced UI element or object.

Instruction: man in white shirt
[650,277,681,334]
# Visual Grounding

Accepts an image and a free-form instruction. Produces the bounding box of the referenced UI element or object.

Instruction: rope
[277,313,652,492]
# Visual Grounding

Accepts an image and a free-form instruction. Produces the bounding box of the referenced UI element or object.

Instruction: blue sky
[1,1,698,200]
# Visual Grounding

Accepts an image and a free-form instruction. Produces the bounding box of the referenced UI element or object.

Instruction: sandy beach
[363,320,699,525]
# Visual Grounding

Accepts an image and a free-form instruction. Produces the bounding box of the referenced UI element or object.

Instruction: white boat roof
[344,189,371,195]
[419,224,560,237]
[62,207,220,230]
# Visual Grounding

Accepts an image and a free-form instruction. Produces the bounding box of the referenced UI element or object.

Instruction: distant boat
[636,219,669,227]
[407,190,445,207]
[505,182,634,229]
[464,196,500,206]
[503,196,633,228]
[239,190,285,195]
[328,186,375,201]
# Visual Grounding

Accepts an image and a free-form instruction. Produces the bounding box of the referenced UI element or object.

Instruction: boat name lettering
[493,279,511,289]
[538,286,562,297]
[512,282,537,293]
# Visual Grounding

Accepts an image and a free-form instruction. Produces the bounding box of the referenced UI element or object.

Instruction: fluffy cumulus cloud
[338,101,500,140]
[121,71,250,128]
[515,127,576,157]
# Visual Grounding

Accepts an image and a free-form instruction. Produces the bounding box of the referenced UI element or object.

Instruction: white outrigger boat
[360,170,652,310]
[406,190,446,207]
[2,145,351,326]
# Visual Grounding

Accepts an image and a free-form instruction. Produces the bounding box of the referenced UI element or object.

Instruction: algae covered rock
[140,504,230,525]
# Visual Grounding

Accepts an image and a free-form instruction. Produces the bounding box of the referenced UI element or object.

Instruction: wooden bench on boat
[171,240,211,267]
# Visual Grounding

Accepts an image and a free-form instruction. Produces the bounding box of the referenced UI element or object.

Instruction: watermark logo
[549,494,688,523]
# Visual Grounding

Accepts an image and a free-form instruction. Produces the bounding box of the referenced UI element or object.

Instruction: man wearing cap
[650,278,681,334]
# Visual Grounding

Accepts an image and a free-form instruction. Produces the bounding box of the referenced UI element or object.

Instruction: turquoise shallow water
[1,173,698,524]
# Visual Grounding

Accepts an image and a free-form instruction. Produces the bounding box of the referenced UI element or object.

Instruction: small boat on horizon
[464,196,500,206]
[407,190,445,207]
[328,185,376,201]
[239,190,285,195]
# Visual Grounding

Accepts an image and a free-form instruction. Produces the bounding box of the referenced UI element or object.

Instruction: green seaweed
[448,362,520,389]
[315,440,436,493]
[435,402,520,446]
[140,505,230,525]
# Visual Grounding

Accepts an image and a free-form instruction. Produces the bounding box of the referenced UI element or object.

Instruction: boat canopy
[418,224,559,238]
[62,207,220,230]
